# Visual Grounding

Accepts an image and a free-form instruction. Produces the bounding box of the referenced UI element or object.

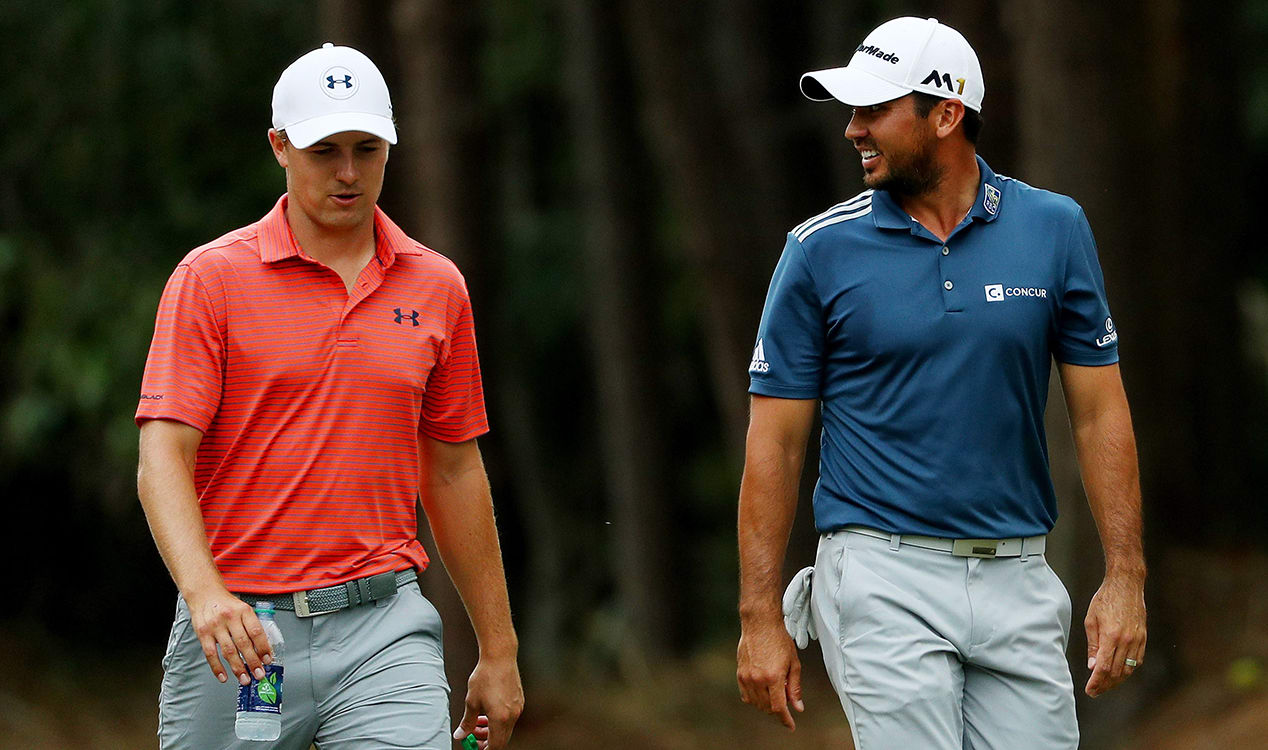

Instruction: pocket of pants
[158,596,195,743]
[1037,556,1073,641]
[401,584,445,644]
[162,596,193,672]
[832,543,852,649]
[832,544,850,601]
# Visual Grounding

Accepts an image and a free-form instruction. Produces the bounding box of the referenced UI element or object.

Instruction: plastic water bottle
[235,602,285,741]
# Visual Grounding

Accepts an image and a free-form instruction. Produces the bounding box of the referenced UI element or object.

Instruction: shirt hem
[222,561,428,596]
[420,424,491,443]
[135,410,212,433]
[749,382,820,399]
[1053,350,1120,367]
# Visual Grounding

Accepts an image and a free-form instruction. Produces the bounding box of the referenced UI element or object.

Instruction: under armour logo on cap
[321,66,357,100]
[271,43,397,147]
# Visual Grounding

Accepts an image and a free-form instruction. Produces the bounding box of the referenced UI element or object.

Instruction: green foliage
[0,0,316,633]
[1244,0,1268,155]
[481,0,560,109]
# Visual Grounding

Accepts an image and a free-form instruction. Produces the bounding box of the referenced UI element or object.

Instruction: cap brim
[282,112,398,148]
[800,67,912,107]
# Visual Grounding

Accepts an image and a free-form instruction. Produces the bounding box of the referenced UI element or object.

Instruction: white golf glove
[782,566,817,649]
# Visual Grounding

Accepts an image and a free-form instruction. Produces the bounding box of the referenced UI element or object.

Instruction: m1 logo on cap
[322,66,356,100]
[922,70,966,95]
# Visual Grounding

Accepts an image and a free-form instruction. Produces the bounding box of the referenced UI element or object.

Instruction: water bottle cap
[253,601,276,615]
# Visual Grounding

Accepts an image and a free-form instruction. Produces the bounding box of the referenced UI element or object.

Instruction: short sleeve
[748,234,825,398]
[1052,207,1119,366]
[135,264,225,431]
[420,284,489,442]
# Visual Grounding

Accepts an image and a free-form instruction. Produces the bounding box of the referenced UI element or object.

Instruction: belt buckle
[293,589,317,618]
[952,539,999,558]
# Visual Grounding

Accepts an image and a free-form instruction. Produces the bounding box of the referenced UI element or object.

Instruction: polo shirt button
[942,246,950,255]
[944,280,954,290]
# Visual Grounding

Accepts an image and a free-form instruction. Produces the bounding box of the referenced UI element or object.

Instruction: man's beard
[864,131,945,197]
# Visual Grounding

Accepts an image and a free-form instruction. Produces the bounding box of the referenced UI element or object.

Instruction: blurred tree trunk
[492,361,569,679]
[1004,0,1255,745]
[618,0,788,460]
[488,26,579,680]
[560,0,674,673]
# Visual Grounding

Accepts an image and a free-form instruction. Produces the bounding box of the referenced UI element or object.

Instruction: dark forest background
[3,1,1268,747]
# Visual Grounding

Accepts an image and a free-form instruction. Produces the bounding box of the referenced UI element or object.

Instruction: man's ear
[268,128,289,168]
[934,99,967,140]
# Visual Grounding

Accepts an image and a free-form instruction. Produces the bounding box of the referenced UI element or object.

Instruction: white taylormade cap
[271,43,397,148]
[800,17,984,112]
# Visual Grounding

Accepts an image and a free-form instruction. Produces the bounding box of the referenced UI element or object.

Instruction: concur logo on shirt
[985,284,1047,302]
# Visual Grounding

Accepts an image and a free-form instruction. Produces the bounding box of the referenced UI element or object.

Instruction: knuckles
[747,669,782,684]
[489,709,520,724]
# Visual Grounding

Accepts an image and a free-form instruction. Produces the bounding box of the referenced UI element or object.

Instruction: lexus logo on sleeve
[1097,317,1119,348]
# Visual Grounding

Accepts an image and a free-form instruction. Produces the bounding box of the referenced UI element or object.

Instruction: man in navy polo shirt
[735,17,1145,748]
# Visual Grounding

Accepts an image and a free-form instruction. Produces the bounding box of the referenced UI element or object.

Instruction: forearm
[1071,398,1145,581]
[420,453,518,659]
[137,423,226,598]
[738,436,806,626]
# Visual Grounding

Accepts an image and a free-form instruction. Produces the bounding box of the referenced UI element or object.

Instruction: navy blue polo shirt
[749,156,1118,538]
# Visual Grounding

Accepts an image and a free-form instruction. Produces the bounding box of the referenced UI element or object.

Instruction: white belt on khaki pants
[836,524,1046,559]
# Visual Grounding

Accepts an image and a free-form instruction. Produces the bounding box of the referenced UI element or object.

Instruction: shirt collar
[256,194,424,264]
[967,155,1004,224]
[870,154,1005,232]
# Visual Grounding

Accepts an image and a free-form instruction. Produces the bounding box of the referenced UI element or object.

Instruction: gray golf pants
[810,529,1079,749]
[158,583,450,749]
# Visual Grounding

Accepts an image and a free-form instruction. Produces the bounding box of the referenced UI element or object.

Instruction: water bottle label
[236,664,284,715]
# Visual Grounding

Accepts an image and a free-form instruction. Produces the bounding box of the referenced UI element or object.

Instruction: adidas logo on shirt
[749,339,770,373]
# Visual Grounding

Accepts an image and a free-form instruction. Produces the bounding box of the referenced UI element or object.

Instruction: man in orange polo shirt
[136,43,522,749]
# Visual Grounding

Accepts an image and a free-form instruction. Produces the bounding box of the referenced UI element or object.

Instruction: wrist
[739,600,783,628]
[478,637,519,662]
[1104,560,1146,585]
[178,572,231,603]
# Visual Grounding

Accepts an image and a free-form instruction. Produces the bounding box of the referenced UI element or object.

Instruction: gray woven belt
[840,525,1046,559]
[240,569,417,618]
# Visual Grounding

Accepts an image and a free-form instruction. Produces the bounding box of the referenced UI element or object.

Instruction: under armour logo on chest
[327,74,353,89]
[394,308,420,326]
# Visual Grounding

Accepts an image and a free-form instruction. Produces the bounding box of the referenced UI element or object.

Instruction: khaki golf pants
[811,529,1079,749]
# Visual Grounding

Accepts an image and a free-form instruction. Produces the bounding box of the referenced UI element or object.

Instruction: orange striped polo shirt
[137,195,488,593]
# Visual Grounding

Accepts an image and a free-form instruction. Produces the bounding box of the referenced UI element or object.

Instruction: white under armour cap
[801,17,984,112]
[271,43,397,148]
